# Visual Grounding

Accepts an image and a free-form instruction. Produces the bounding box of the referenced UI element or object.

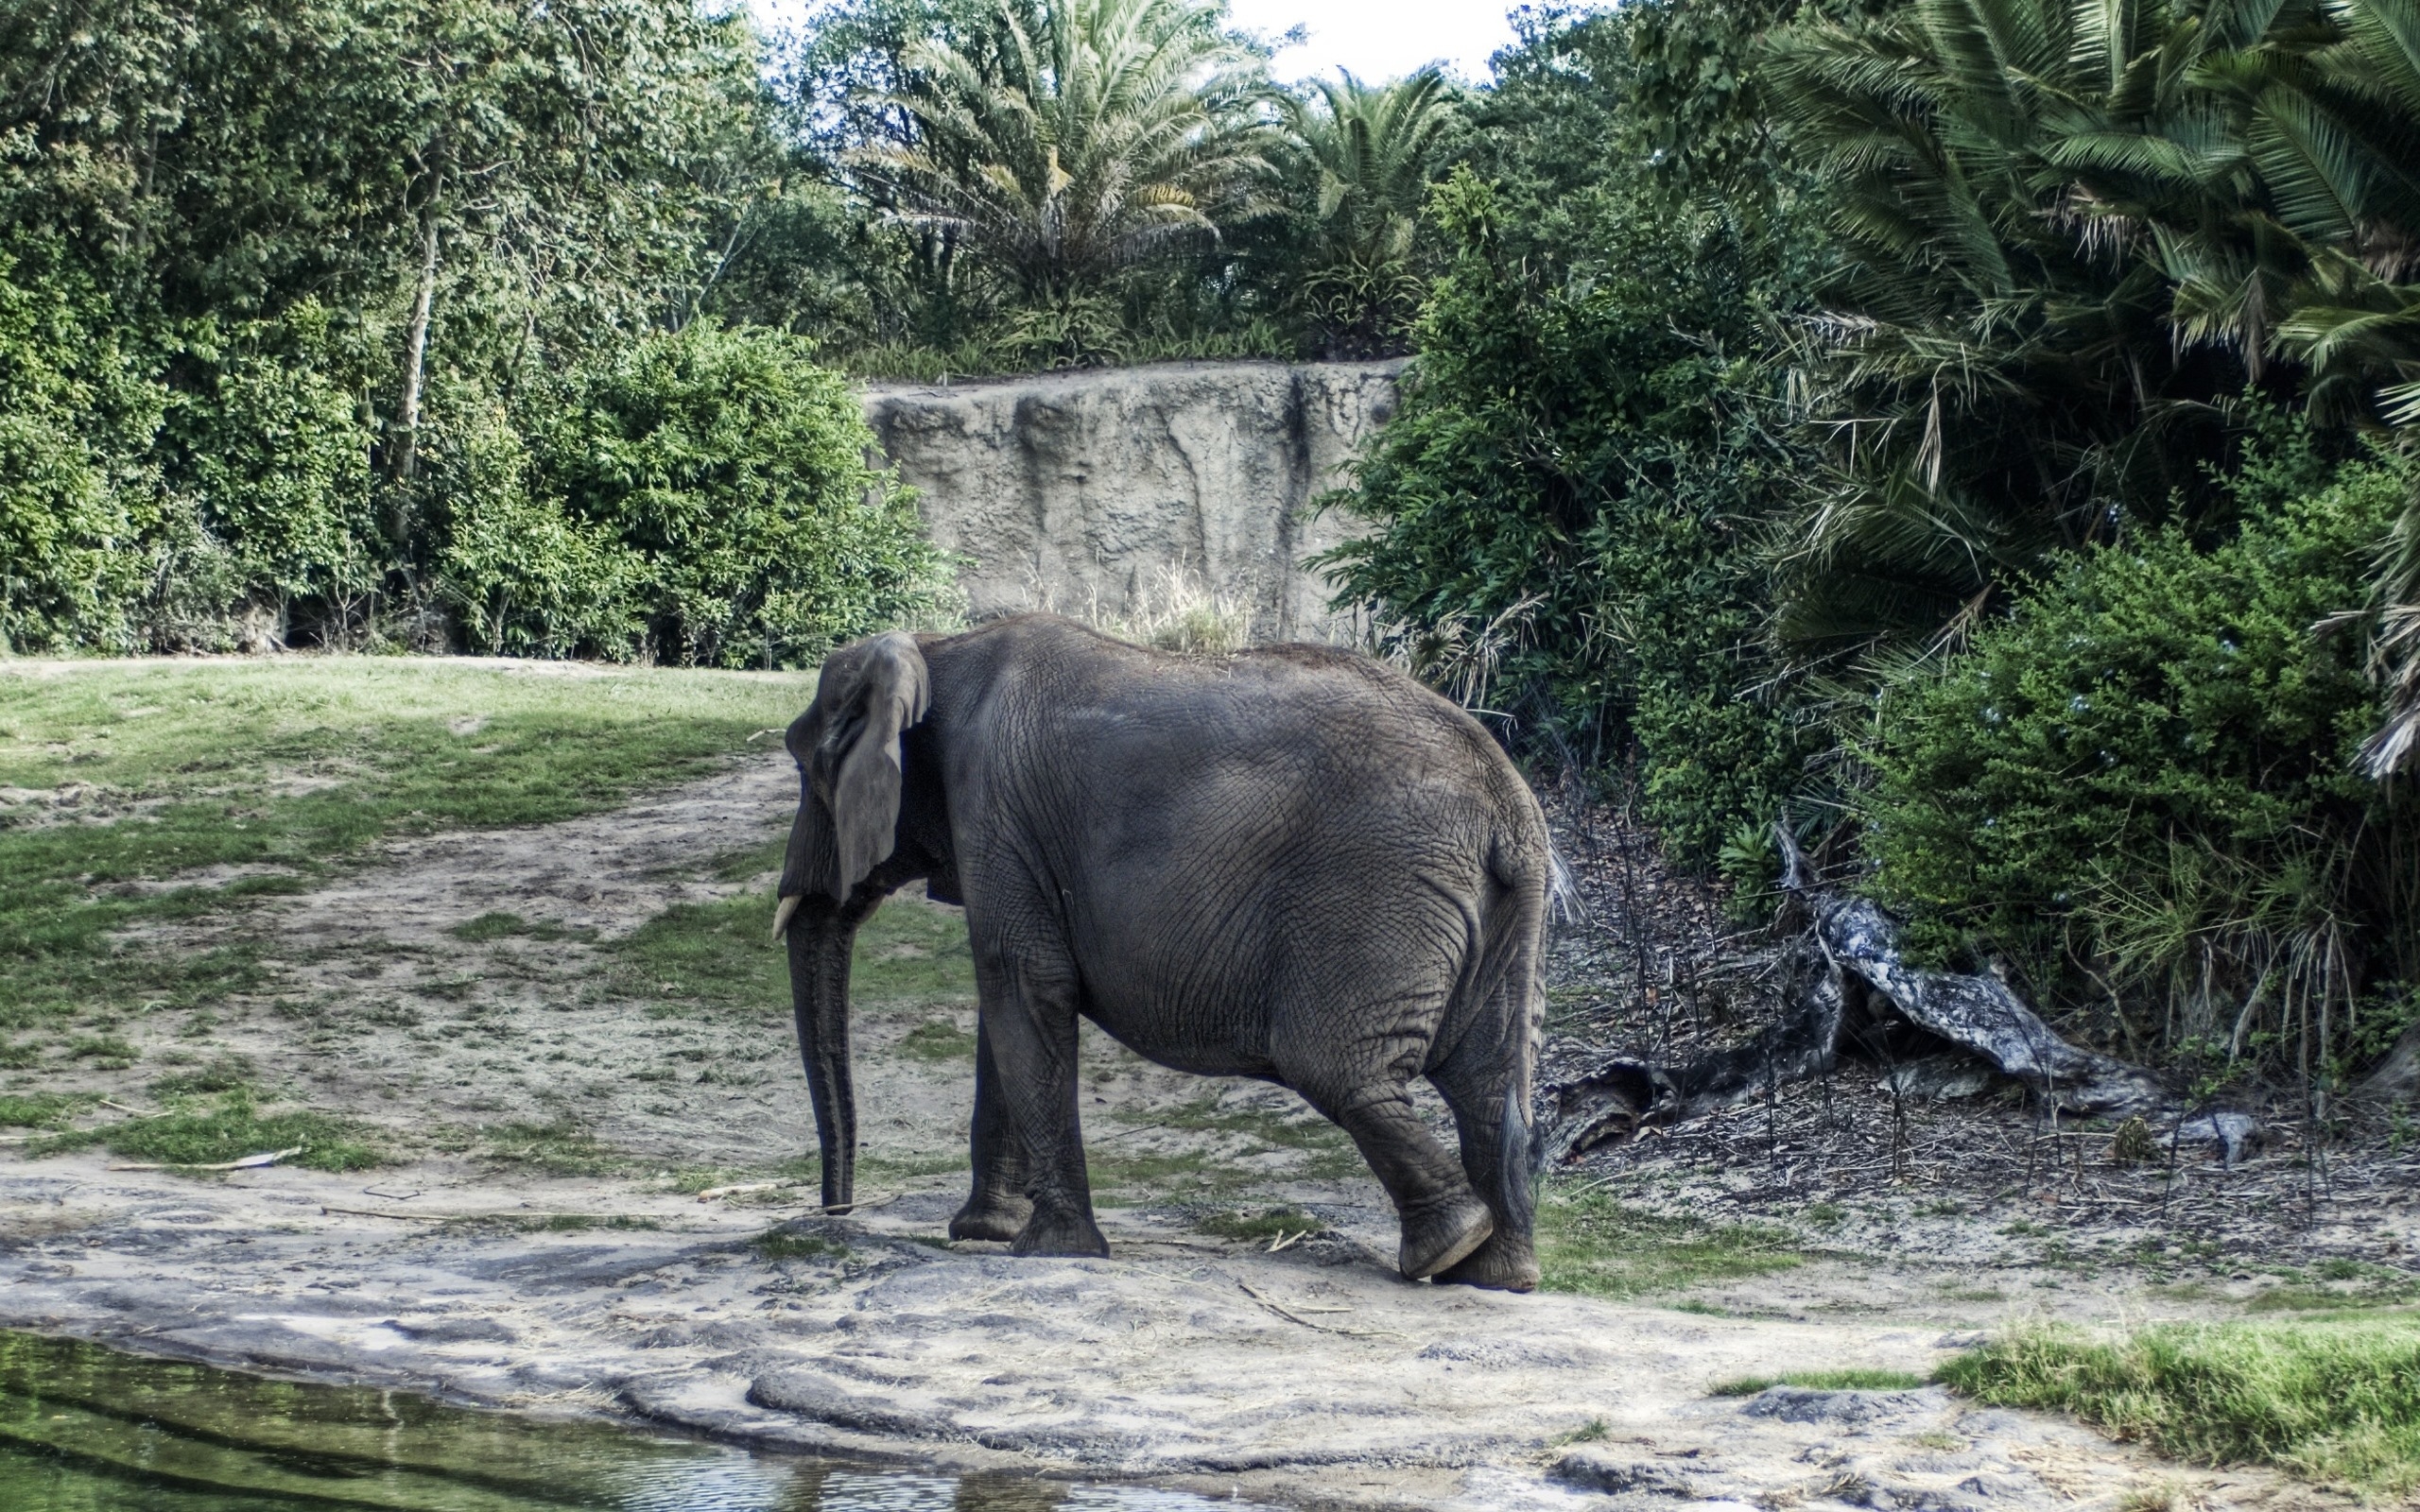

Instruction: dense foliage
[1862,425,2418,1070]
[1319,163,1822,870]
[0,0,941,660]
[1315,0,2420,1079]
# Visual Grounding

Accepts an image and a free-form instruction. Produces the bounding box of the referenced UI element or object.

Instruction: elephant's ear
[792,631,929,903]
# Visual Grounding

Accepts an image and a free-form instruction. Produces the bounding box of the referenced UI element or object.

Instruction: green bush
[524,320,952,667]
[171,303,385,626]
[0,241,165,652]
[1321,170,1819,868]
[1860,425,2420,1071]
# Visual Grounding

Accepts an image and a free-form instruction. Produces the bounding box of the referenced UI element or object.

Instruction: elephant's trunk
[784,898,858,1213]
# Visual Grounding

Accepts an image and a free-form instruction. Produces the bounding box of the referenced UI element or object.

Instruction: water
[0,1333,1257,1511]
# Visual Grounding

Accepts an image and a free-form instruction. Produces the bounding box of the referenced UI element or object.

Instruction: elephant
[769,613,1552,1291]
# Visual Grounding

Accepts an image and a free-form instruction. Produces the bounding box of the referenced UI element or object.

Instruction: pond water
[0,1333,1257,1511]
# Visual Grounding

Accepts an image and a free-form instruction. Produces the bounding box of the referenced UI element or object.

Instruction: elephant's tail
[1478,827,1549,1229]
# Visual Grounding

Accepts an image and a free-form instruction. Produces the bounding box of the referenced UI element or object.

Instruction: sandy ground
[0,755,2359,1511]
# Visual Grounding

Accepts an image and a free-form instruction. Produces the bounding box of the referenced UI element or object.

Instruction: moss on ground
[1537,1184,1802,1300]
[1710,1368,1928,1396]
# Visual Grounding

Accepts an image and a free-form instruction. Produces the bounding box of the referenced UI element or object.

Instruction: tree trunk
[391,197,442,493]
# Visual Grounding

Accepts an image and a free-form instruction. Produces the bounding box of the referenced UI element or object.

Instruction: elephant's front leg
[970,930,1107,1258]
[947,1015,1034,1242]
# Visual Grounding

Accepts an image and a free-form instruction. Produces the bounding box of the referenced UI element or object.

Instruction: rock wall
[862,359,1402,643]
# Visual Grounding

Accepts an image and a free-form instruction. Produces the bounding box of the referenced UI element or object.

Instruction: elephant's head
[770,630,930,1212]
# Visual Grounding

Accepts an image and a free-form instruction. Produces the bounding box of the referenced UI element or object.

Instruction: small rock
[1742,1386,1931,1426]
[1553,1447,1698,1498]
[2172,1111,2261,1167]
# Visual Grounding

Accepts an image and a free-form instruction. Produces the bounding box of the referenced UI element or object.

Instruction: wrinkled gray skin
[774,615,1549,1290]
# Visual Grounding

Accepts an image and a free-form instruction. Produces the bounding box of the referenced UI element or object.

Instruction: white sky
[746,1,1528,85]
[1224,0,1522,83]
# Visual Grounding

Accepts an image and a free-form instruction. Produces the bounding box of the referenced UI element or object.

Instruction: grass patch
[0,1091,90,1128]
[28,1092,379,1171]
[1711,1368,1930,1397]
[751,1225,847,1261]
[613,889,975,1019]
[1196,1205,1323,1241]
[0,659,808,1034]
[475,1118,623,1176]
[1128,1091,1351,1152]
[1537,1185,1802,1300]
[448,912,589,944]
[147,1053,253,1098]
[900,1018,977,1060]
[1941,1317,2420,1494]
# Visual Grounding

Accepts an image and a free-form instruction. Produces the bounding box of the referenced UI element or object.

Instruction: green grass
[29,1093,380,1172]
[1125,1091,1352,1152]
[900,1018,977,1060]
[751,1225,848,1261]
[0,1092,90,1128]
[147,1053,253,1098]
[1710,1368,1929,1397]
[448,912,590,944]
[473,1117,623,1177]
[0,659,809,1038]
[1537,1186,1802,1300]
[1942,1317,2420,1494]
[612,889,977,1019]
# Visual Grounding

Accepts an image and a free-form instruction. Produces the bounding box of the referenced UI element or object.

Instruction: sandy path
[0,759,2339,1511]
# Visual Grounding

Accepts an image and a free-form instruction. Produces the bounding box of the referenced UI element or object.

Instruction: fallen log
[1540,827,2167,1164]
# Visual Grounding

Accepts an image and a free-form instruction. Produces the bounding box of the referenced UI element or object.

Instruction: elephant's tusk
[770,894,802,943]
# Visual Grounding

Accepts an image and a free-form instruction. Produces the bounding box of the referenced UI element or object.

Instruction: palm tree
[855,0,1274,310]
[1284,67,1457,355]
[1763,0,2263,661]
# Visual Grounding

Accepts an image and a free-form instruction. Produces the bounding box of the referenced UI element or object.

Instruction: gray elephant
[769,614,1550,1290]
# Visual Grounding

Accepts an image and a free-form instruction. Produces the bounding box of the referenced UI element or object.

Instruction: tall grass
[1942,1318,2420,1495]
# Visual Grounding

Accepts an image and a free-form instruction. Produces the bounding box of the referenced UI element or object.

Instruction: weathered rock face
[862,359,1402,643]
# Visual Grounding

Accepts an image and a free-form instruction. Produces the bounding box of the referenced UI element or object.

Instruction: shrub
[1320,170,1820,868]
[437,410,649,660]
[1859,426,2420,1073]
[525,320,952,667]
[170,302,386,633]
[0,241,165,652]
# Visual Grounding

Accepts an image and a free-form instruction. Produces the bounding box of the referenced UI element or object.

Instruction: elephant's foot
[1397,1193,1494,1280]
[1011,1207,1110,1258]
[1434,1229,1539,1292]
[947,1192,1032,1243]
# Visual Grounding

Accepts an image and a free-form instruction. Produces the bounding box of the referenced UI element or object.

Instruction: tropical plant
[1282,67,1457,355]
[1321,170,1824,868]
[1763,0,2272,663]
[855,0,1276,333]
[1859,421,2419,1078]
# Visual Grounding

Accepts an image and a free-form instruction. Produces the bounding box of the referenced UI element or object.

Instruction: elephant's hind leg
[948,1016,1034,1243]
[1427,1039,1542,1292]
[1293,1070,1494,1281]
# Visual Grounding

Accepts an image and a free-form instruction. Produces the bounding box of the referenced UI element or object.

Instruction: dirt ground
[0,751,2397,1510]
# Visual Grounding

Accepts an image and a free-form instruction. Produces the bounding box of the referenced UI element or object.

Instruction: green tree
[521,321,951,668]
[856,0,1276,326]
[1281,67,1458,356]
[1322,170,1824,868]
[1860,424,2418,1073]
